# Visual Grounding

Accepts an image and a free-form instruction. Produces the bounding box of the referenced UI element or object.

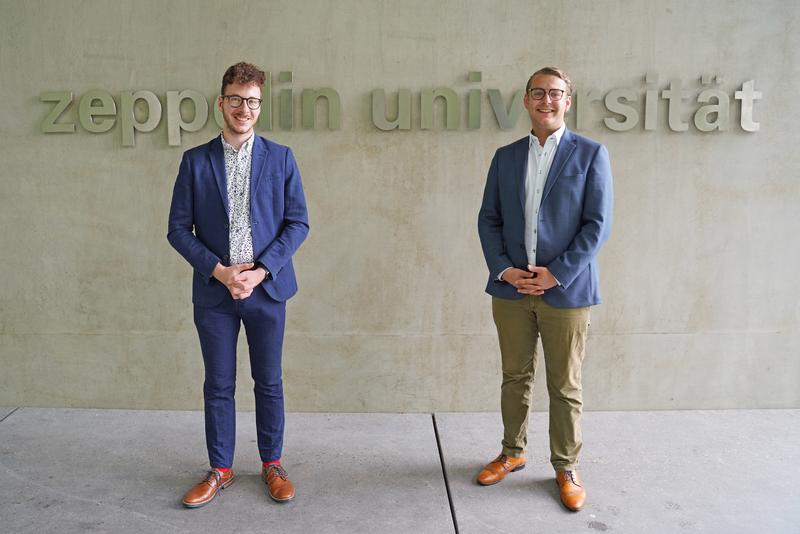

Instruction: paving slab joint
[0,407,21,424]
[432,413,460,534]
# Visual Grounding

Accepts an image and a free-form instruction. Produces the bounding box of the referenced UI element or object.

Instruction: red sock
[213,467,231,473]
[263,460,281,468]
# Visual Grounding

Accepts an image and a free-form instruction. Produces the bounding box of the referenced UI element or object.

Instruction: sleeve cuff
[497,267,512,282]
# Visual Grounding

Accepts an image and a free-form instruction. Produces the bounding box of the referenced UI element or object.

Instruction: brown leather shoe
[476,454,526,486]
[181,469,236,508]
[262,464,295,503]
[555,469,586,511]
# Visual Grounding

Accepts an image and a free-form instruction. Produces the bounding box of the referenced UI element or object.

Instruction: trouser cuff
[552,462,578,472]
[501,445,525,458]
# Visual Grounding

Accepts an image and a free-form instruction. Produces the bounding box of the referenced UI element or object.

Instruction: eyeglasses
[222,94,263,110]
[527,88,568,101]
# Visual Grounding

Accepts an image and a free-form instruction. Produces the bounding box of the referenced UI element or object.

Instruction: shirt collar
[529,122,566,148]
[220,132,254,156]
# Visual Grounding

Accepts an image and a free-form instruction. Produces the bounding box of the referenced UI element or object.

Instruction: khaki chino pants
[492,295,591,472]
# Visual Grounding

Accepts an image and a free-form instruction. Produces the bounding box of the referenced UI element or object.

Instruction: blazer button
[224,223,229,229]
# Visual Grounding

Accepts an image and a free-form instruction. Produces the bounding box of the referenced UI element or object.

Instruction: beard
[223,111,255,134]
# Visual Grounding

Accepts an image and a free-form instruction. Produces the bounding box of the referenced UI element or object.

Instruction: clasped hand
[212,262,267,300]
[502,264,557,295]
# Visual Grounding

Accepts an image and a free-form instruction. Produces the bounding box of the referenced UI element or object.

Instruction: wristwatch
[256,262,271,280]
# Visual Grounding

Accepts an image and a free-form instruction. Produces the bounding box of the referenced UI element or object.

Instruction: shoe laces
[204,470,222,486]
[495,454,521,468]
[265,464,288,480]
[562,470,580,486]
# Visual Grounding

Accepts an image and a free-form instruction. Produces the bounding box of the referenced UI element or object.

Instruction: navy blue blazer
[478,128,613,308]
[168,135,309,307]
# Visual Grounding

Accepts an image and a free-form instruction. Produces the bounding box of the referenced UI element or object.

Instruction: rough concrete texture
[437,410,800,534]
[0,409,452,533]
[0,0,798,410]
[1,408,797,533]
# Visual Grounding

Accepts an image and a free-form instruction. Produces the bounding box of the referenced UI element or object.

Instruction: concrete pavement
[1,408,797,533]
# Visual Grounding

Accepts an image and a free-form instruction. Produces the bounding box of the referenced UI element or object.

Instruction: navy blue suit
[478,128,613,307]
[168,135,309,467]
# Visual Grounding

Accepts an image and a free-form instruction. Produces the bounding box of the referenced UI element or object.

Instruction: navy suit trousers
[193,285,286,468]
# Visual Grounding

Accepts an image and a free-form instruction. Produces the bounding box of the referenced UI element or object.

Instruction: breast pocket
[254,173,279,197]
[544,173,585,222]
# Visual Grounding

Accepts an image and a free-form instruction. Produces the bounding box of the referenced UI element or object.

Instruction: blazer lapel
[514,136,529,212]
[542,128,576,202]
[250,136,269,199]
[209,137,229,218]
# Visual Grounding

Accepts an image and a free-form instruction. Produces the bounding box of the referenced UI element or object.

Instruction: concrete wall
[1,0,798,411]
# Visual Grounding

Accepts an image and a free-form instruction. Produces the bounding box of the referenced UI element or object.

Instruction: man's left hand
[230,267,268,299]
[519,265,557,295]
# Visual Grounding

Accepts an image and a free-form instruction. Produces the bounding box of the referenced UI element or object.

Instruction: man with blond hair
[477,66,613,511]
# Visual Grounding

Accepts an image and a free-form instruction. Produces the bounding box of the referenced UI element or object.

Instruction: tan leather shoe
[182,469,236,508]
[476,454,526,486]
[555,469,586,511]
[262,464,295,503]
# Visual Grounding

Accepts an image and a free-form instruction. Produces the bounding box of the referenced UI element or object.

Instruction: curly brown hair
[221,62,266,95]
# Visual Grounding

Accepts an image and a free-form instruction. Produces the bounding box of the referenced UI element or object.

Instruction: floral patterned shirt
[221,133,254,265]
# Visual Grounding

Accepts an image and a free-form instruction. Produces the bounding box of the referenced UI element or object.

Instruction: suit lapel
[542,128,576,202]
[250,136,269,199]
[514,136,529,212]
[209,137,229,218]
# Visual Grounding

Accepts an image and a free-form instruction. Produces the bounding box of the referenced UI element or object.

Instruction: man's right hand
[501,267,542,295]
[213,262,255,299]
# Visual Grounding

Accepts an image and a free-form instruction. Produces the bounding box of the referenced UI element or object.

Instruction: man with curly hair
[168,61,309,507]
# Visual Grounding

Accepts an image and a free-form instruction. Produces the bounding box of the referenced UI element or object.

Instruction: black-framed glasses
[527,88,568,101]
[222,94,263,110]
